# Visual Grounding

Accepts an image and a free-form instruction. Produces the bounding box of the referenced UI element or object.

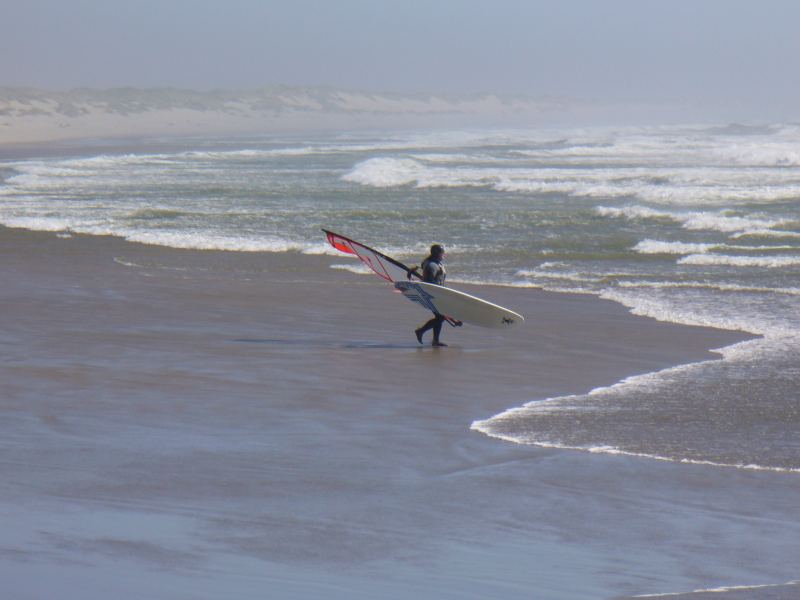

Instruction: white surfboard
[394,281,524,329]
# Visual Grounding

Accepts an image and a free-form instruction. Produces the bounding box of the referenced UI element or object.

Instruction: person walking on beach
[409,244,455,347]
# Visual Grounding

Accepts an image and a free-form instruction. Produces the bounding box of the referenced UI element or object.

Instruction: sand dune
[0,86,573,144]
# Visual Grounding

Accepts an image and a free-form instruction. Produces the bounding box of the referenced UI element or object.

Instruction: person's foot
[415,328,424,345]
[432,341,448,347]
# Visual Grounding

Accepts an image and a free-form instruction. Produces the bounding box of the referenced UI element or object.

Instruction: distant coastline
[0,85,720,146]
[0,85,586,145]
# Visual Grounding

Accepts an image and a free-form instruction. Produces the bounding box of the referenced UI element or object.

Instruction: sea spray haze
[2,123,800,470]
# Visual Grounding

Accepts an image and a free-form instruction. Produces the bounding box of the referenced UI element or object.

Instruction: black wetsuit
[415,256,446,344]
[422,256,446,285]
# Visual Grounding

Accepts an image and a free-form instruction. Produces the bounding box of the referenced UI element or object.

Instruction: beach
[5,0,800,592]
[2,223,798,599]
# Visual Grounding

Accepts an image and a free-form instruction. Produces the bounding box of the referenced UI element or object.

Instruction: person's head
[430,244,445,259]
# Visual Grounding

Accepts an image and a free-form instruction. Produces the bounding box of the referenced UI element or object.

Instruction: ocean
[2,124,799,473]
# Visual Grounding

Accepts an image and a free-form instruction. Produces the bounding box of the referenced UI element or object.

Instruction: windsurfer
[410,244,454,347]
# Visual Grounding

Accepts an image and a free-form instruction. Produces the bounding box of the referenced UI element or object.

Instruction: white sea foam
[597,205,793,236]
[492,179,583,194]
[0,215,325,254]
[730,228,800,239]
[515,438,800,474]
[681,212,789,233]
[4,142,493,195]
[724,243,800,251]
[119,230,309,252]
[515,268,600,283]
[12,137,800,212]
[342,158,800,204]
[1,165,88,190]
[471,334,800,474]
[470,417,800,474]
[633,579,800,597]
[178,143,443,159]
[714,141,800,166]
[336,127,800,204]
[341,157,425,187]
[329,263,371,275]
[0,215,78,232]
[183,147,320,159]
[617,280,800,296]
[679,254,800,268]
[597,288,769,335]
[633,239,800,255]
[596,205,672,220]
[59,153,177,167]
[633,240,716,254]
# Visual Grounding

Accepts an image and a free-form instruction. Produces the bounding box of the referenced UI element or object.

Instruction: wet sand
[1,226,797,599]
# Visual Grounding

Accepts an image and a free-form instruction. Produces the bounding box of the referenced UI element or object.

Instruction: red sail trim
[325,231,357,256]
[322,229,420,283]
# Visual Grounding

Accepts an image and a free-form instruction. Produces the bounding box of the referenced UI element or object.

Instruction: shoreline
[5,224,797,600]
[0,222,763,453]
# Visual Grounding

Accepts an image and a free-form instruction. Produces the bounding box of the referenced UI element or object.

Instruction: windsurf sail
[322,229,420,283]
[323,229,462,327]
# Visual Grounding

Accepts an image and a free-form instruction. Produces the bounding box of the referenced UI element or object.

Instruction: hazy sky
[3,0,799,116]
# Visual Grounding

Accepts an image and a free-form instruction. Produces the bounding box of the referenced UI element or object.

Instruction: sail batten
[323,229,419,284]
